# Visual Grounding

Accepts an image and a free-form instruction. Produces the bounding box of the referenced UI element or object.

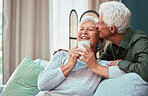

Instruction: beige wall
[88,0,118,11]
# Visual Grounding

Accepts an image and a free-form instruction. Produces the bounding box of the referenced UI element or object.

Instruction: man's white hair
[99,1,131,33]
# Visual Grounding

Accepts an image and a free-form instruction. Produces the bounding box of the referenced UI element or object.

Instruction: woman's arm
[38,47,80,91]
[61,47,80,77]
[38,52,66,91]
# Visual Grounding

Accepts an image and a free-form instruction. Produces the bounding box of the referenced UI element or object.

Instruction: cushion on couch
[0,56,44,96]
[93,73,148,96]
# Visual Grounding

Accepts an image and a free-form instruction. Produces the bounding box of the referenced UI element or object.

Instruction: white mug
[78,41,90,50]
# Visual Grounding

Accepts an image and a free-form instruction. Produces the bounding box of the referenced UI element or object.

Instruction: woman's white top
[36,51,124,96]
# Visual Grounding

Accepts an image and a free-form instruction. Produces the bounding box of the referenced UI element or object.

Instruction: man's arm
[119,39,148,82]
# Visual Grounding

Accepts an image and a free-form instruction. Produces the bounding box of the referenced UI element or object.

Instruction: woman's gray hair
[79,16,98,28]
[99,1,131,33]
[79,16,106,52]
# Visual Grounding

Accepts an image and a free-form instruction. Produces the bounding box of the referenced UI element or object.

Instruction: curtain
[3,0,49,84]
[51,0,88,58]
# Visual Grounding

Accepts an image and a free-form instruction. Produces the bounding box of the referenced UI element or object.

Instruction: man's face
[77,20,100,48]
[96,14,111,39]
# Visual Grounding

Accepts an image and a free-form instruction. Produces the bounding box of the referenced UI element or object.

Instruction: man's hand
[53,49,69,55]
[107,59,122,66]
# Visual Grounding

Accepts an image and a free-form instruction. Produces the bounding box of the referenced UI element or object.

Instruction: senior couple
[36,1,148,96]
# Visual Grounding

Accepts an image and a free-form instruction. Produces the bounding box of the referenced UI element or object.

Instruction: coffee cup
[78,41,90,50]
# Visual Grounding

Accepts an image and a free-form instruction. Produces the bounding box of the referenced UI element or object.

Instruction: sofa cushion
[0,85,5,94]
[0,56,44,96]
[94,73,148,96]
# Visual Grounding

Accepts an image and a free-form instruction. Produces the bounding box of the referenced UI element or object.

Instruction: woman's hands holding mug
[68,47,80,66]
[78,44,98,69]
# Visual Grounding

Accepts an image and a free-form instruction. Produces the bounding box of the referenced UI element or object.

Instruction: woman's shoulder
[53,51,69,58]
[49,51,69,65]
[58,51,68,56]
[56,51,69,64]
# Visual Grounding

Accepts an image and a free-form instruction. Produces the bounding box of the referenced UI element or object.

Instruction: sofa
[0,85,5,94]
[0,57,148,96]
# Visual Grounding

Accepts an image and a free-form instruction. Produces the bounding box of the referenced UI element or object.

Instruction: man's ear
[109,25,116,34]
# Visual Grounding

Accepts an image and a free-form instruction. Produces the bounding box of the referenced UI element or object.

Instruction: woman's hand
[78,44,109,78]
[61,46,80,77]
[78,44,98,69]
[68,46,80,66]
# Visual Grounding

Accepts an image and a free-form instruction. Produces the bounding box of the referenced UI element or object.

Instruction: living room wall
[122,0,148,34]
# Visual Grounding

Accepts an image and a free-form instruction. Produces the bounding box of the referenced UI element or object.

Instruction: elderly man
[55,1,148,82]
[79,2,148,82]
[92,1,148,82]
[88,1,148,96]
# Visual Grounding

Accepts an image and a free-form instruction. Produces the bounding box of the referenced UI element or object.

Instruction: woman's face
[77,20,100,48]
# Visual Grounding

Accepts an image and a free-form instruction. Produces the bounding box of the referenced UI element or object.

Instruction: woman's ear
[109,25,116,34]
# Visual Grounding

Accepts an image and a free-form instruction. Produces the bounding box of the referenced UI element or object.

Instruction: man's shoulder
[132,29,148,40]
[129,29,148,49]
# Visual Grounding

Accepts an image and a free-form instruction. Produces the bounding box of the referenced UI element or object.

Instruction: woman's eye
[88,29,93,31]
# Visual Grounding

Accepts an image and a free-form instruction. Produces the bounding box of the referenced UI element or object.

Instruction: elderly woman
[36,16,110,96]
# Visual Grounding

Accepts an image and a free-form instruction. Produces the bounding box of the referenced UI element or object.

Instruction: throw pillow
[0,56,44,96]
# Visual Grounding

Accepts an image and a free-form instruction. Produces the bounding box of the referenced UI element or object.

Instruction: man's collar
[120,28,133,49]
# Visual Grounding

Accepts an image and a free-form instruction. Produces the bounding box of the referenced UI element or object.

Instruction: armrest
[94,73,148,96]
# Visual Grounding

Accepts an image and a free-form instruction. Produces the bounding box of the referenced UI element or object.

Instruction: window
[50,0,88,58]
[69,9,78,49]
[0,0,3,85]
